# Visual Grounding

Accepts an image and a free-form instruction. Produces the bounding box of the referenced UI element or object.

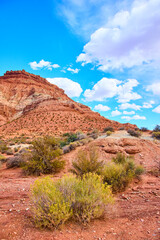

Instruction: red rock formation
[0,70,137,135]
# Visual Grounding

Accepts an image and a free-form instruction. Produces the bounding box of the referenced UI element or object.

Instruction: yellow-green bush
[101,153,144,193]
[30,173,114,228]
[22,136,65,175]
[31,177,72,228]
[106,131,112,136]
[71,146,104,176]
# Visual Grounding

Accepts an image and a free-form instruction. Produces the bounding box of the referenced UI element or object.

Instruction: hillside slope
[0,70,137,135]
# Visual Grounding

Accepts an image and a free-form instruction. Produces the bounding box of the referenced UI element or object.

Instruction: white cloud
[143,100,155,108]
[122,115,146,121]
[52,64,60,69]
[83,77,141,102]
[29,60,60,70]
[111,110,122,117]
[47,77,83,97]
[67,67,80,74]
[117,79,141,103]
[56,0,130,38]
[146,82,160,95]
[123,111,135,115]
[119,103,141,110]
[152,105,160,113]
[77,0,160,71]
[94,104,110,111]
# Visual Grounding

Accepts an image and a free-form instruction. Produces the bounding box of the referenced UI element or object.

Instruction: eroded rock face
[95,138,160,170]
[0,70,137,135]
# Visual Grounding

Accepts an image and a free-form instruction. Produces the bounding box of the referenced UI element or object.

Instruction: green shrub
[106,131,112,136]
[0,154,6,163]
[152,132,160,139]
[71,146,104,176]
[0,140,9,153]
[112,153,126,164]
[127,129,141,137]
[31,173,114,228]
[153,125,160,132]
[103,127,114,133]
[140,127,148,132]
[101,154,144,193]
[22,136,65,175]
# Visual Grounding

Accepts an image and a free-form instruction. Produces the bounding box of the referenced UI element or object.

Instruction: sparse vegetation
[22,136,65,175]
[152,132,160,139]
[103,127,114,133]
[127,129,141,138]
[140,127,148,132]
[31,173,114,228]
[153,125,160,132]
[101,153,144,193]
[71,145,104,176]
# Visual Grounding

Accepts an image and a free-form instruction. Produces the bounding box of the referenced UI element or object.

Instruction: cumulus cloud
[67,67,80,74]
[152,105,160,113]
[117,79,141,103]
[77,0,160,71]
[119,103,141,110]
[29,60,60,70]
[47,77,83,97]
[111,110,122,117]
[83,77,141,102]
[143,100,155,109]
[122,115,146,121]
[94,104,110,111]
[123,111,135,115]
[146,82,160,95]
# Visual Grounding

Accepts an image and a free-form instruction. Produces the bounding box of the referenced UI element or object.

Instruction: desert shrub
[31,177,72,229]
[0,154,6,163]
[62,145,71,154]
[118,127,125,130]
[6,155,25,168]
[22,136,65,175]
[140,127,148,132]
[152,132,160,139]
[60,133,78,147]
[31,173,114,228]
[77,133,87,140]
[6,149,14,155]
[153,125,160,132]
[71,145,104,176]
[69,142,77,150]
[127,129,141,137]
[112,153,126,164]
[106,131,112,136]
[0,140,9,153]
[101,154,144,193]
[103,127,114,133]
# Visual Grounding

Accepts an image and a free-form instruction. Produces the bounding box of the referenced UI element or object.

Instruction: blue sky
[0,0,160,130]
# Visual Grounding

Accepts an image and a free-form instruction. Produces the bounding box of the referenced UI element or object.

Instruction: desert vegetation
[127,129,141,138]
[30,173,114,228]
[22,136,65,175]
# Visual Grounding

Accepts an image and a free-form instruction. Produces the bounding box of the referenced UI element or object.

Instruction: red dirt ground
[0,137,160,240]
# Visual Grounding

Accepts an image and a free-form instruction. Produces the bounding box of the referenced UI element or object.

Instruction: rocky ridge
[0,70,137,135]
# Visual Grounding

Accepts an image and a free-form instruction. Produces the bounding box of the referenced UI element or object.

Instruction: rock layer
[0,70,137,135]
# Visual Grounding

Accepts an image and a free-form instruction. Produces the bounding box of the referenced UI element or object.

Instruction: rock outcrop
[0,70,137,135]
